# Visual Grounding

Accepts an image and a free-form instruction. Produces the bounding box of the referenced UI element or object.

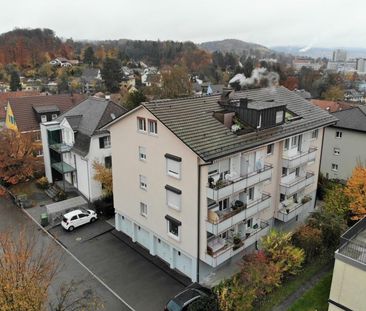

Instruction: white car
[61,208,97,231]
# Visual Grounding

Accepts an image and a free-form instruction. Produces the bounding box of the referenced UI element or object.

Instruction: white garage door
[135,225,150,250]
[120,216,133,238]
[174,249,192,278]
[155,237,171,264]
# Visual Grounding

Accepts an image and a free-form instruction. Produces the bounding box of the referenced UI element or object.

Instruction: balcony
[282,147,317,169]
[206,193,271,235]
[280,172,315,196]
[49,142,72,153]
[205,221,270,267]
[51,161,75,174]
[207,164,273,201]
[275,196,312,222]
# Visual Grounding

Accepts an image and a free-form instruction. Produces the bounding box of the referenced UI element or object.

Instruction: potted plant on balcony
[301,196,311,204]
[232,200,244,210]
[233,234,243,250]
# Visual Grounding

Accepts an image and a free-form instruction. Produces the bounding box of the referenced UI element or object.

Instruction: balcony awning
[51,161,75,174]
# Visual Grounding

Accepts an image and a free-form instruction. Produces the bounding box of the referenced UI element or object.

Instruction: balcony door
[230,155,241,179]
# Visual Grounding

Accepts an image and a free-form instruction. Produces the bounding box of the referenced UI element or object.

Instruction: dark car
[164,283,217,311]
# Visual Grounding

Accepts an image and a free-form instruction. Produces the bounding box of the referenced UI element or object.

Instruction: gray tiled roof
[143,86,337,161]
[332,106,366,133]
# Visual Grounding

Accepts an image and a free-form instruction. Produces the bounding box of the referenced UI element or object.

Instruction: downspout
[197,160,212,283]
[315,127,326,209]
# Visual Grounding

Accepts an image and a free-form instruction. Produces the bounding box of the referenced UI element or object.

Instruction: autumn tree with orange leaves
[0,130,41,188]
[93,161,113,197]
[344,165,366,220]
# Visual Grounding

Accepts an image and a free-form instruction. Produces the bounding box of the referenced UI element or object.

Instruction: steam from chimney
[229,67,279,89]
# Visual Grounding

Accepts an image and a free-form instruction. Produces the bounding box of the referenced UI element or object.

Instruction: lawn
[288,272,333,311]
[256,257,331,311]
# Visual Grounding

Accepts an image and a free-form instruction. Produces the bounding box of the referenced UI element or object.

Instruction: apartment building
[328,217,366,311]
[105,87,336,282]
[41,97,126,201]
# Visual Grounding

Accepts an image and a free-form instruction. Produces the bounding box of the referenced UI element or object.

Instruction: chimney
[219,87,233,105]
[240,98,248,109]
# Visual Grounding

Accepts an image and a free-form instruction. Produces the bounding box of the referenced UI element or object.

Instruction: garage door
[155,237,171,264]
[120,216,133,238]
[135,225,150,250]
[174,249,192,278]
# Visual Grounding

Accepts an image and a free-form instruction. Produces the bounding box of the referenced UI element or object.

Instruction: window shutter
[99,137,104,148]
[167,190,181,209]
[167,159,180,177]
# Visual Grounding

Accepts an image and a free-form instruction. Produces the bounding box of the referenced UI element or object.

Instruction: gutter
[197,160,212,283]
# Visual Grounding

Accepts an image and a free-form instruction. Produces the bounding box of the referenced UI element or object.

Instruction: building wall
[321,127,366,181]
[110,107,200,262]
[329,258,366,311]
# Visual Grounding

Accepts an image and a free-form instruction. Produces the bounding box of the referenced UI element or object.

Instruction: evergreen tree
[83,46,96,65]
[10,71,21,91]
[101,57,122,93]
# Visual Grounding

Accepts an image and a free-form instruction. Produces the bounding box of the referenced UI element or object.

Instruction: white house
[41,97,127,201]
[104,87,336,283]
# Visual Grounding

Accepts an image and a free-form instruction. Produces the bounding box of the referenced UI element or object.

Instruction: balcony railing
[275,196,312,222]
[207,164,273,201]
[51,161,75,174]
[205,221,270,267]
[206,193,271,235]
[282,147,317,169]
[280,172,315,196]
[49,142,72,153]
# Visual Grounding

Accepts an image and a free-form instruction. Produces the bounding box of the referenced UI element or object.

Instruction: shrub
[323,183,349,219]
[36,176,49,189]
[292,225,323,261]
[55,190,67,202]
[93,197,114,218]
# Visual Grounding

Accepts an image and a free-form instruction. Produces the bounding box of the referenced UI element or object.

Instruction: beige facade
[108,104,324,282]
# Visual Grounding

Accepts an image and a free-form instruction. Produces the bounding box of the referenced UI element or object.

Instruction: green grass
[288,272,333,311]
[256,258,331,311]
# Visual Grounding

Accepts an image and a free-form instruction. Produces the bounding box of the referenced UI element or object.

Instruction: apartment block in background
[105,87,336,282]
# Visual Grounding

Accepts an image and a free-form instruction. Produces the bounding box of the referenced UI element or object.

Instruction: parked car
[61,208,97,231]
[164,283,217,311]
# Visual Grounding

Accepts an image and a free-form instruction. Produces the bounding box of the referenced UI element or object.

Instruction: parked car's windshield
[166,300,181,311]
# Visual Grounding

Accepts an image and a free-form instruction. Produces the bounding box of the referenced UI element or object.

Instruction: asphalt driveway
[49,220,188,311]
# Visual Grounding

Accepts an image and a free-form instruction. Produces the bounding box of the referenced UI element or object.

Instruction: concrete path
[272,264,333,311]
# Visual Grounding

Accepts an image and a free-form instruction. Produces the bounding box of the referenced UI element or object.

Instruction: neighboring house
[328,217,366,311]
[141,67,161,86]
[41,97,127,201]
[50,57,72,67]
[5,94,85,156]
[0,91,40,127]
[293,58,321,71]
[344,89,365,103]
[81,68,102,94]
[321,106,366,181]
[104,86,336,282]
[311,99,354,113]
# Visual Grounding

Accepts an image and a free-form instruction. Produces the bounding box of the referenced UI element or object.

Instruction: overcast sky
[1,0,364,48]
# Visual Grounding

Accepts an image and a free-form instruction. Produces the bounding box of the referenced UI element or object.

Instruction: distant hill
[199,39,272,56]
[272,46,366,59]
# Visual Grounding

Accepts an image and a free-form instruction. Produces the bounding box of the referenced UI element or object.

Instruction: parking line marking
[21,208,136,311]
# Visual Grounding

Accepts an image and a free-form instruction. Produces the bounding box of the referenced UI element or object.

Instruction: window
[52,113,58,120]
[291,135,298,148]
[140,202,147,216]
[295,167,300,177]
[247,218,253,228]
[139,146,146,161]
[336,131,342,138]
[137,117,146,132]
[148,119,158,135]
[99,136,111,149]
[104,156,112,169]
[267,143,274,155]
[331,164,338,171]
[248,187,255,200]
[333,148,340,155]
[166,154,182,179]
[165,215,181,239]
[280,193,286,202]
[166,185,182,210]
[282,167,288,176]
[41,115,47,123]
[71,215,78,221]
[284,138,289,150]
[218,198,229,211]
[139,175,147,190]
[311,129,319,139]
[275,110,283,124]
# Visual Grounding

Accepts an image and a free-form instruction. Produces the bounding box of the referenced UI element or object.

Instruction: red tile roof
[311,99,354,113]
[9,94,86,132]
[0,91,40,120]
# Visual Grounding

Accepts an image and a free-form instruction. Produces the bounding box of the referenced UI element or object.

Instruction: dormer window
[41,115,47,123]
[52,113,58,120]
[276,111,284,124]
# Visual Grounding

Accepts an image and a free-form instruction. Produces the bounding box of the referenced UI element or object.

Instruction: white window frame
[248,186,255,201]
[104,136,111,148]
[166,158,181,179]
[166,188,182,211]
[291,135,298,148]
[139,175,147,190]
[333,148,340,156]
[311,129,319,139]
[137,117,146,132]
[275,111,283,124]
[139,146,146,161]
[335,131,342,138]
[51,113,58,120]
[331,163,339,171]
[167,220,180,241]
[148,119,158,135]
[267,143,274,155]
[140,202,147,217]
[41,115,47,123]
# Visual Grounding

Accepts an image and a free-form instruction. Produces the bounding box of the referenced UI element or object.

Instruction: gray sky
[2,0,365,48]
